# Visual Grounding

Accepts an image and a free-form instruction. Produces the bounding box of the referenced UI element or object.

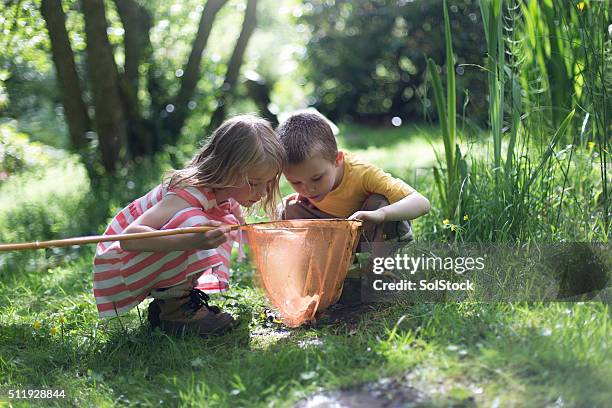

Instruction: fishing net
[243,219,362,327]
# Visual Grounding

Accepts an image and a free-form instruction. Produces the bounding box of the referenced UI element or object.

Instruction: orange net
[243,219,362,327]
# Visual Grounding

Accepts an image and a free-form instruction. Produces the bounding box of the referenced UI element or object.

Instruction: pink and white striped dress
[92,184,243,317]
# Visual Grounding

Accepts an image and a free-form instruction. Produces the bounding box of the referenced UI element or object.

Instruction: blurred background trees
[0,0,608,241]
[0,0,488,181]
[1,0,293,180]
[39,0,261,176]
[300,0,486,124]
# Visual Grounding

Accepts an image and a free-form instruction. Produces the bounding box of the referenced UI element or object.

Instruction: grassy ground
[0,124,610,407]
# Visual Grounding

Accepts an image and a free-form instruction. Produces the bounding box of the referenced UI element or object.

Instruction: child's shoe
[148,288,235,336]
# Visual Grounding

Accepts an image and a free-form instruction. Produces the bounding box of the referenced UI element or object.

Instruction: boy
[277,112,430,304]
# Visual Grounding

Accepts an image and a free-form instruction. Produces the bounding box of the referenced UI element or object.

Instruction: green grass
[1,259,610,407]
[1,124,611,407]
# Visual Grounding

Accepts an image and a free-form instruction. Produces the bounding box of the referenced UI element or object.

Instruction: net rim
[243,219,363,231]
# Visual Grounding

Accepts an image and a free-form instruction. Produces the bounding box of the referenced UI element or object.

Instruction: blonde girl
[93,115,286,335]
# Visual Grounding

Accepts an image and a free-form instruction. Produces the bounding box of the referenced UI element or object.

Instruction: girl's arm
[348,192,430,223]
[120,195,229,252]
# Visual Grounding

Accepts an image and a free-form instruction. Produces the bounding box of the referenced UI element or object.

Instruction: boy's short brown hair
[276,112,338,164]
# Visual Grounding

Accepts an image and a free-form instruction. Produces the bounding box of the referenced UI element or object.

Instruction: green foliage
[0,1,52,72]
[479,0,504,176]
[0,123,54,177]
[300,0,486,123]
[0,1,610,403]
[414,0,610,242]
[427,0,467,224]
[0,123,609,406]
[0,70,8,109]
[1,262,610,407]
[0,1,58,122]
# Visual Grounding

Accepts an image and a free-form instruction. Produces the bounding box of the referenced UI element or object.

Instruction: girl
[93,115,286,336]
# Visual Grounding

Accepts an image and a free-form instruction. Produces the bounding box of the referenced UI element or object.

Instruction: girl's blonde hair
[166,115,286,217]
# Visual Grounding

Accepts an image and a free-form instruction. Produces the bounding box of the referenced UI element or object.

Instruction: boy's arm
[348,192,430,223]
[348,162,430,223]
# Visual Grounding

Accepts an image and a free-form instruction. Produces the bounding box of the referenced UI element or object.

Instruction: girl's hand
[187,221,230,250]
[121,196,233,252]
[348,209,386,224]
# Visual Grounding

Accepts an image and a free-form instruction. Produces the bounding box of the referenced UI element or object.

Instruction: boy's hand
[348,209,386,224]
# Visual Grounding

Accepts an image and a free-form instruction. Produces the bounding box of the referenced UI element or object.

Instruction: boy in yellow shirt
[277,112,430,304]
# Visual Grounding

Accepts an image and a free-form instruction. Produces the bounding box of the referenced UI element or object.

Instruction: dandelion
[33,321,42,330]
[50,326,59,336]
[450,224,458,232]
[587,141,596,149]
[58,315,66,324]
[463,214,469,221]
[442,219,450,225]
[577,2,586,11]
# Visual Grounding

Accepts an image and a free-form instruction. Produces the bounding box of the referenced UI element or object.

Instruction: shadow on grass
[2,289,610,407]
[85,307,394,406]
[1,304,402,406]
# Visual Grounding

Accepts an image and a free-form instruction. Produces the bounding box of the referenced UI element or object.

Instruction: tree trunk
[114,0,155,157]
[208,0,258,133]
[81,0,127,173]
[113,0,151,98]
[40,0,91,152]
[245,75,277,126]
[162,0,228,142]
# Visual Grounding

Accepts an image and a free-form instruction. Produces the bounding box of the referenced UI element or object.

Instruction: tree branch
[81,0,127,172]
[40,0,91,152]
[208,0,259,132]
[113,0,152,97]
[114,0,155,157]
[163,0,228,140]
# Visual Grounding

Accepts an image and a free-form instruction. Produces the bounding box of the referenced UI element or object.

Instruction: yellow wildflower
[33,321,42,330]
[450,225,458,232]
[58,315,66,324]
[587,141,596,149]
[577,2,586,11]
[50,326,59,336]
[442,219,450,225]
[463,214,469,221]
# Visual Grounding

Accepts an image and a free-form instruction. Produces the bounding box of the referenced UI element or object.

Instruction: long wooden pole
[0,225,240,252]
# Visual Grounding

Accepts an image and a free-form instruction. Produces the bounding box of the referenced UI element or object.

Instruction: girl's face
[215,164,277,207]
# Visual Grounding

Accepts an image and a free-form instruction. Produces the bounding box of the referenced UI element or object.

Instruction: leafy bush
[300,0,486,123]
[0,123,55,179]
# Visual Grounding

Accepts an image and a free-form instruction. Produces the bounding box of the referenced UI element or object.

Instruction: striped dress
[92,184,243,317]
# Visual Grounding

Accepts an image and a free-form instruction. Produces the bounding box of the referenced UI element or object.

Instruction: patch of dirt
[295,366,482,408]
[312,303,383,328]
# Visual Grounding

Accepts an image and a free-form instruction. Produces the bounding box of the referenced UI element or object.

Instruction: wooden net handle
[0,225,241,252]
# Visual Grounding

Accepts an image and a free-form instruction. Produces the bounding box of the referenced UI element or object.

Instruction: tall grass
[479,0,505,180]
[512,0,610,236]
[427,0,467,224]
[423,0,609,241]
[571,0,610,235]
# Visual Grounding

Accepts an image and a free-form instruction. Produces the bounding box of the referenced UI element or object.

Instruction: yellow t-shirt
[312,152,415,218]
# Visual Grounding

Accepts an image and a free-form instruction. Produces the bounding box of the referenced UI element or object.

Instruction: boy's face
[284,151,344,203]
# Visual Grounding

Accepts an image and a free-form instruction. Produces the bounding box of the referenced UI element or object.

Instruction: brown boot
[148,287,235,336]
